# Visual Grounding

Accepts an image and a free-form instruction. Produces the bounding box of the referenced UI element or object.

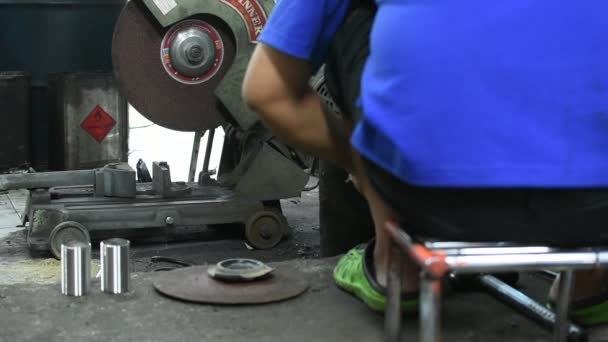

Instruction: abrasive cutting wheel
[112,0,236,131]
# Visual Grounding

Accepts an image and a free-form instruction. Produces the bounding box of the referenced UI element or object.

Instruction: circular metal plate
[153,266,309,304]
[112,0,236,131]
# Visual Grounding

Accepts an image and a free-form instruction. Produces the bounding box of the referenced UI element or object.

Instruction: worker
[243,0,608,325]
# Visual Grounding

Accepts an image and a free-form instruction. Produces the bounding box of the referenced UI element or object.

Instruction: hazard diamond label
[81,105,117,143]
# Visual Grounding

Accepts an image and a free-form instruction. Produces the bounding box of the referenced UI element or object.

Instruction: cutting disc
[153,266,309,304]
[112,0,236,131]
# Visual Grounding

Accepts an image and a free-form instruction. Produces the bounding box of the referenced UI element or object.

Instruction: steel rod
[445,253,599,274]
[420,274,441,342]
[0,170,95,191]
[202,128,215,174]
[188,131,204,183]
[424,241,519,249]
[436,246,554,256]
[554,271,575,342]
[478,275,587,342]
[385,245,403,342]
[596,251,608,264]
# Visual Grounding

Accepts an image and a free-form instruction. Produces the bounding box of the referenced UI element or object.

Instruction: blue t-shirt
[258,0,351,71]
[260,0,608,188]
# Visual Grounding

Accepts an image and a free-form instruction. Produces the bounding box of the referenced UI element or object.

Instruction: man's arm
[243,43,354,171]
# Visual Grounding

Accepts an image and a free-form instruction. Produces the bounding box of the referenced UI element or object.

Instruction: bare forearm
[253,87,354,172]
[243,44,354,171]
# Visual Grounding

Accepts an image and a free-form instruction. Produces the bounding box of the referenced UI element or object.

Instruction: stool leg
[421,272,442,342]
[386,244,403,342]
[553,270,574,342]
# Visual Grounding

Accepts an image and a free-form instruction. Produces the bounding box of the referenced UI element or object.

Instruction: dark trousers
[365,159,608,247]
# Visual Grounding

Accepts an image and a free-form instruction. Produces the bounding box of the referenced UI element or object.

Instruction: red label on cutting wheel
[161,20,225,85]
[81,105,117,143]
[220,0,267,43]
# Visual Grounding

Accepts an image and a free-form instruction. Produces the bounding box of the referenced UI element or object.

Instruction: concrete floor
[0,259,565,342]
[1,189,608,341]
[0,190,26,240]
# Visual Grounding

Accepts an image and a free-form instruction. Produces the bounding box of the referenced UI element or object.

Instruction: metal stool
[384,221,608,342]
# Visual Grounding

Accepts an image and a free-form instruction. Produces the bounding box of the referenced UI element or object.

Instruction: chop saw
[0,0,314,258]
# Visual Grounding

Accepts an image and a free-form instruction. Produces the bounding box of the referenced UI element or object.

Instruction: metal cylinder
[61,241,91,296]
[100,238,130,294]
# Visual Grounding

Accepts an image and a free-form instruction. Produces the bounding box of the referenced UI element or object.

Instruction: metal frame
[188,129,216,183]
[1,158,297,256]
[384,221,606,342]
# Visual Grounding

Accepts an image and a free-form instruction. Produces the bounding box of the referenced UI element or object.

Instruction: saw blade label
[152,0,177,15]
[220,0,267,43]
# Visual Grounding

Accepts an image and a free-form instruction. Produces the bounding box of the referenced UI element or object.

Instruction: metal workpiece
[0,162,135,195]
[61,241,91,297]
[101,238,130,294]
[0,169,95,192]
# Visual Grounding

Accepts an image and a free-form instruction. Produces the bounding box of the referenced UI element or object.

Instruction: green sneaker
[572,299,608,326]
[548,275,608,327]
[333,242,418,312]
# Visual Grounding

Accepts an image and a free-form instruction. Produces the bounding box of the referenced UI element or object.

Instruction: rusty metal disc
[153,266,309,304]
[112,0,236,131]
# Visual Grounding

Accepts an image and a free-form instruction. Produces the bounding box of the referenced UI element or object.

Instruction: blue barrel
[0,0,126,169]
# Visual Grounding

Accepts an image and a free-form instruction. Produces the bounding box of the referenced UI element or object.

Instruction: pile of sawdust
[0,259,100,285]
